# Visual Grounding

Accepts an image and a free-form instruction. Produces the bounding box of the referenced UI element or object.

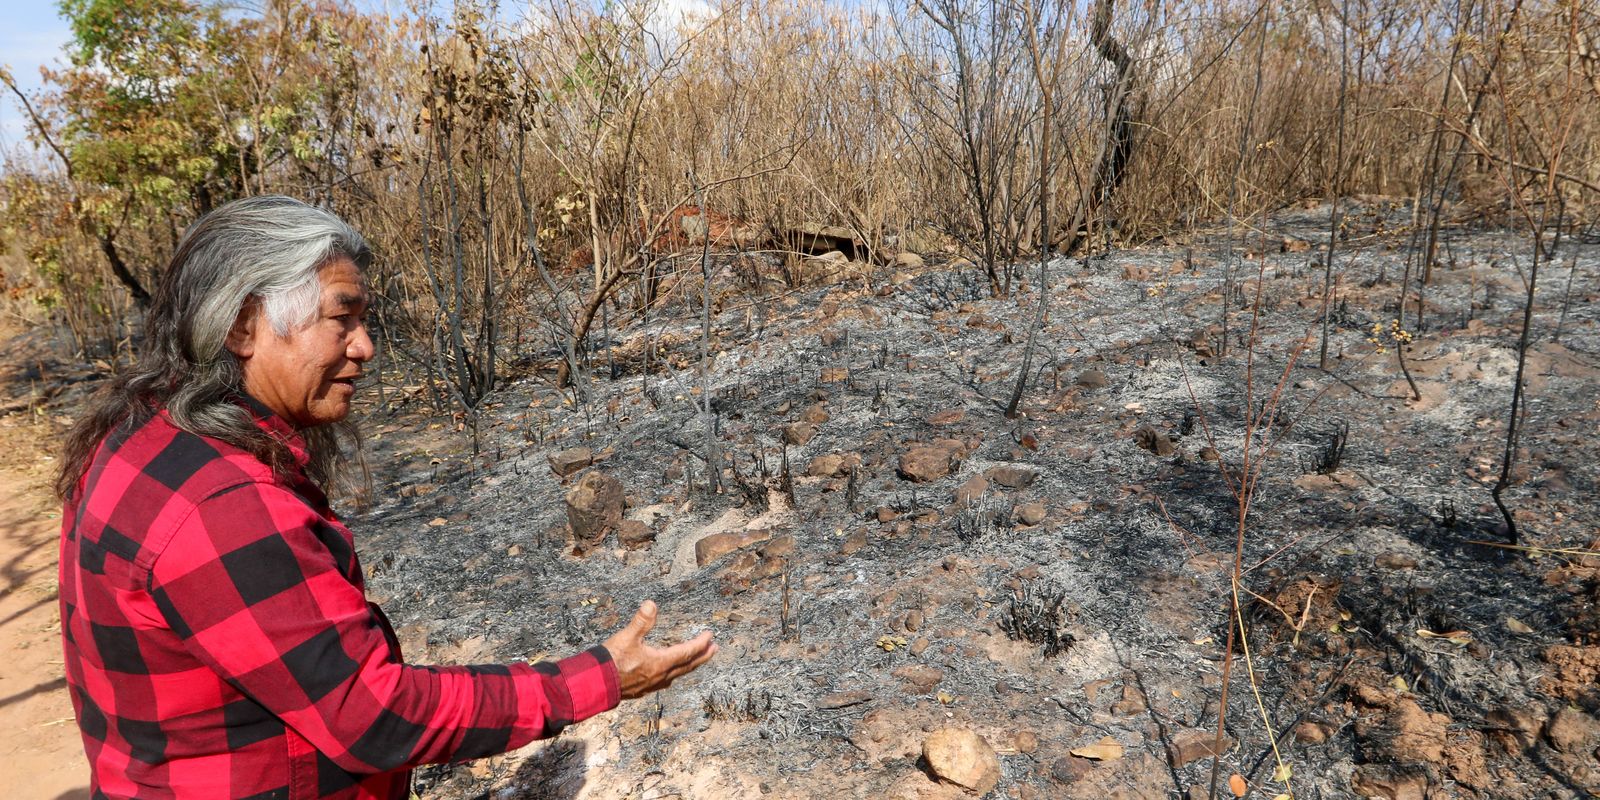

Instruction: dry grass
[0,0,1595,399]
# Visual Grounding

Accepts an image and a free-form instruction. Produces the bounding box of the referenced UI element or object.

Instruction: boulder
[894,664,945,694]
[1016,502,1047,526]
[894,251,925,269]
[807,453,855,478]
[1133,424,1177,457]
[694,529,771,567]
[565,471,625,552]
[922,728,1000,796]
[1075,369,1110,389]
[1166,729,1234,767]
[800,403,832,425]
[617,519,655,551]
[782,422,818,446]
[547,447,593,477]
[986,464,1038,489]
[954,475,988,505]
[1546,707,1600,754]
[898,444,957,482]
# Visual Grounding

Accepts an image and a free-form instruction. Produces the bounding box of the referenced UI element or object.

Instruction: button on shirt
[58,402,619,799]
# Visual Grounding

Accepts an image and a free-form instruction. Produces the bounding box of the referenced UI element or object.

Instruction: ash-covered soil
[352,203,1600,800]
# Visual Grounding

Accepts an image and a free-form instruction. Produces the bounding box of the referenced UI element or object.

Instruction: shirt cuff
[518,645,622,737]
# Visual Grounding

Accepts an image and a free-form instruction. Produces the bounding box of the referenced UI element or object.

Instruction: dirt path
[0,413,88,799]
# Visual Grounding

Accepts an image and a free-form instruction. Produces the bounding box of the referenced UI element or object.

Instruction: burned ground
[352,203,1600,800]
[6,201,1598,799]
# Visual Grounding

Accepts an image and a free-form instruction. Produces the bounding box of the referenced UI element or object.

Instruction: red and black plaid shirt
[59,401,619,799]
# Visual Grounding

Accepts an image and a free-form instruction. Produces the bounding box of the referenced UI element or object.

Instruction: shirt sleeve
[146,479,620,774]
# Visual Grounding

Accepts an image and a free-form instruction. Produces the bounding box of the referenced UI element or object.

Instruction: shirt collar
[237,393,311,470]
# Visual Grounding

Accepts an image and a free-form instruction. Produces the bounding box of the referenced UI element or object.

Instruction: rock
[1075,369,1110,389]
[1016,502,1047,526]
[1546,707,1600,754]
[1133,425,1176,457]
[1293,721,1331,744]
[807,453,856,478]
[1353,684,1396,708]
[922,728,1000,796]
[1486,705,1546,752]
[800,403,832,425]
[782,422,817,446]
[839,530,868,555]
[898,445,957,482]
[1110,683,1145,716]
[547,447,594,477]
[1198,446,1221,462]
[927,409,965,425]
[954,475,988,504]
[903,609,925,632]
[1376,551,1419,570]
[564,471,625,552]
[895,251,925,269]
[1166,729,1234,767]
[1356,697,1449,763]
[1013,730,1039,754]
[1050,756,1089,784]
[617,519,655,550]
[986,464,1038,489]
[1281,236,1312,253]
[894,664,945,694]
[695,529,771,566]
[1350,764,1430,800]
[1540,644,1600,701]
[760,535,796,560]
[876,506,900,523]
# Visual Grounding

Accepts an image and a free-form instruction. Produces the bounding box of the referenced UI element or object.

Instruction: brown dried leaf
[1070,736,1123,761]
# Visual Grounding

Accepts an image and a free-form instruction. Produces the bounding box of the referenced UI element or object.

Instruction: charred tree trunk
[1062,0,1140,256]
[98,234,150,306]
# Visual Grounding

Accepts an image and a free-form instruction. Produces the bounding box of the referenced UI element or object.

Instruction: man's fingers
[662,643,717,681]
[621,600,659,641]
[657,631,713,664]
[651,632,716,673]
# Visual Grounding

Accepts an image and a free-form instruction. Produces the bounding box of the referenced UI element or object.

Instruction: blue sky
[0,0,72,155]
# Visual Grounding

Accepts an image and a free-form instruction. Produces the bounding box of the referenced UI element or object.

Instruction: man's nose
[348,322,375,362]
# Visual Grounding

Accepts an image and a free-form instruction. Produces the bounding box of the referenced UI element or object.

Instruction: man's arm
[147,480,619,773]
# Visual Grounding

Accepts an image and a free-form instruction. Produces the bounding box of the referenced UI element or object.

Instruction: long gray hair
[57,195,372,501]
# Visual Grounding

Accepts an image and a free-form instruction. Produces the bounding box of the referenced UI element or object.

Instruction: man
[55,195,716,799]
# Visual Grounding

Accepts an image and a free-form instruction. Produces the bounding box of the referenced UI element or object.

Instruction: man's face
[229,257,374,428]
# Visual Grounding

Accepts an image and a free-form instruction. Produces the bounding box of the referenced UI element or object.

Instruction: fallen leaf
[936,691,954,705]
[1228,773,1247,797]
[1391,675,1409,693]
[1505,617,1534,634]
[1272,762,1292,782]
[1416,628,1472,645]
[1070,737,1124,761]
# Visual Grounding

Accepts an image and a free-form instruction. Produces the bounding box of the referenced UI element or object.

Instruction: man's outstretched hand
[603,600,717,700]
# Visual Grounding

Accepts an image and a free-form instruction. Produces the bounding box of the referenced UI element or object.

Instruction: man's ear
[224,296,262,359]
